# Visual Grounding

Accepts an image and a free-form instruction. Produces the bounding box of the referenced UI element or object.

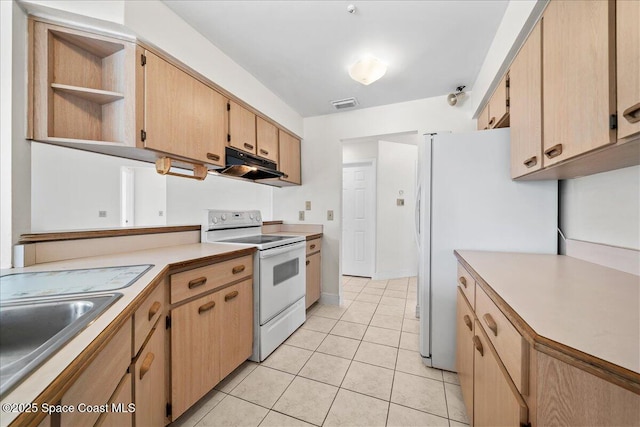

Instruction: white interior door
[342,162,375,277]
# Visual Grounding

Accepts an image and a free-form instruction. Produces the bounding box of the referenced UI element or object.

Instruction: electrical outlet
[98,211,107,218]
[299,211,305,221]
[159,210,164,217]
[305,201,311,210]
[327,210,334,221]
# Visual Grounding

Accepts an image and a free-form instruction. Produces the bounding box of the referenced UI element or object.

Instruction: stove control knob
[221,214,227,221]
[256,215,261,222]
[212,216,218,224]
[249,213,254,220]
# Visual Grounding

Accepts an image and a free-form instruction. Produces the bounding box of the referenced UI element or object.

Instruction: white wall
[560,166,640,250]
[273,95,476,302]
[376,140,417,279]
[20,0,125,24]
[133,167,167,226]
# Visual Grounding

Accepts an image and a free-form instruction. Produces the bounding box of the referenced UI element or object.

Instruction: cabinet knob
[623,102,640,123]
[482,313,498,336]
[244,143,254,150]
[544,144,563,159]
[523,156,538,168]
[473,335,484,356]
[463,315,472,331]
[148,301,161,321]
[232,265,246,275]
[260,149,269,155]
[139,352,155,380]
[310,244,316,249]
[458,277,467,288]
[207,152,221,161]
[225,290,239,301]
[282,173,289,179]
[488,117,496,127]
[198,301,216,314]
[306,260,310,266]
[188,277,207,289]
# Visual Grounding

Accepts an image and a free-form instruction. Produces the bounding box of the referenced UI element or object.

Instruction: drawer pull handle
[623,102,640,123]
[148,301,161,321]
[473,336,484,356]
[523,156,537,168]
[207,153,221,161]
[225,290,239,301]
[310,244,316,249]
[488,117,496,127]
[544,144,563,159]
[306,260,310,266]
[232,265,246,274]
[244,143,254,150]
[463,315,472,331]
[139,352,155,380]
[458,277,467,288]
[198,301,216,314]
[483,313,498,336]
[260,149,269,155]
[188,277,207,289]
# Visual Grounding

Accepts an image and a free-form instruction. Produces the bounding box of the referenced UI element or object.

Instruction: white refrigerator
[416,128,557,371]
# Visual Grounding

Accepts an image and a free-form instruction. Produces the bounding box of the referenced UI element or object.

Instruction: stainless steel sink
[0,293,122,397]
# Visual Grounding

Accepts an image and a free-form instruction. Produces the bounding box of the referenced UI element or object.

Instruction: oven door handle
[259,241,306,259]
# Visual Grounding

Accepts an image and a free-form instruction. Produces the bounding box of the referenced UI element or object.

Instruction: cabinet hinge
[506,77,510,88]
[506,98,510,108]
[520,423,531,427]
[141,54,146,66]
[610,114,617,130]
[227,102,230,111]
[140,129,147,142]
[166,403,172,418]
[165,315,171,329]
[227,134,231,142]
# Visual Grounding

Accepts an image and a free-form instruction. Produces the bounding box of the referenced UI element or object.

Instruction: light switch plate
[327,210,334,220]
[305,201,311,210]
[299,211,305,221]
[397,198,405,206]
[98,211,107,218]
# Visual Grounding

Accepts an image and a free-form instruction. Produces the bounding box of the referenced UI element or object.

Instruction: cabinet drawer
[306,238,321,255]
[457,264,475,308]
[475,284,528,394]
[171,255,253,304]
[134,283,166,356]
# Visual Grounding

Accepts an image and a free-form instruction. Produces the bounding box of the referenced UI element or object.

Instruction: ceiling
[163,1,508,117]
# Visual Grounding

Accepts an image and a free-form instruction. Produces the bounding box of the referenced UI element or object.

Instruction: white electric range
[201,210,306,361]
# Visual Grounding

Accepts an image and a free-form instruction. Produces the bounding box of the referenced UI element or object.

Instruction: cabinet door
[617,0,640,139]
[279,130,301,184]
[473,321,527,427]
[542,0,616,167]
[256,116,279,163]
[95,373,133,427]
[171,292,220,418]
[219,279,254,379]
[134,325,165,427]
[456,289,474,425]
[489,74,509,128]
[143,50,226,167]
[305,252,321,308]
[477,105,490,131]
[229,101,257,154]
[510,21,542,178]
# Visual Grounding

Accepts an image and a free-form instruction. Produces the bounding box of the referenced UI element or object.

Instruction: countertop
[455,250,640,379]
[0,243,255,426]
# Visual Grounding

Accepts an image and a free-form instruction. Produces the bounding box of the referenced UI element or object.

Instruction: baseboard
[320,292,341,306]
[566,239,639,276]
[373,269,417,281]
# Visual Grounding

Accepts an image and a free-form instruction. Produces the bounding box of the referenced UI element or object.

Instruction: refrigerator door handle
[414,184,421,247]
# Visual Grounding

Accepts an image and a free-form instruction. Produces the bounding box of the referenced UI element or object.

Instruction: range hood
[217,146,284,181]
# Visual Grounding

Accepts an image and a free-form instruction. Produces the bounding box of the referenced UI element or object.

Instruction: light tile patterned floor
[172,276,468,427]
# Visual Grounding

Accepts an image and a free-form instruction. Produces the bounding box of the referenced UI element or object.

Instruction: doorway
[342,160,376,277]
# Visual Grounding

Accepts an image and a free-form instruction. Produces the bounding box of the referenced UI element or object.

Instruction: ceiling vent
[331,97,359,110]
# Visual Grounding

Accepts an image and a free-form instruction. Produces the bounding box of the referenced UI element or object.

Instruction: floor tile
[363,325,401,347]
[261,344,313,375]
[330,320,368,340]
[259,411,315,427]
[449,421,470,427]
[384,289,407,299]
[353,341,398,369]
[375,304,405,317]
[402,318,420,334]
[285,328,327,351]
[388,277,409,286]
[298,352,351,386]
[360,287,384,296]
[273,377,338,426]
[214,361,259,393]
[369,313,404,330]
[378,296,406,307]
[342,276,352,285]
[342,291,360,301]
[229,366,294,409]
[323,389,388,427]
[386,403,449,427]
[196,395,268,427]
[387,283,409,292]
[341,360,394,401]
[316,334,361,359]
[391,372,448,418]
[313,304,348,320]
[348,301,378,313]
[172,389,226,427]
[306,303,320,316]
[443,370,460,385]
[340,309,374,325]
[399,331,420,351]
[365,280,387,289]
[395,349,443,381]
[445,382,470,424]
[355,293,382,303]
[301,315,338,333]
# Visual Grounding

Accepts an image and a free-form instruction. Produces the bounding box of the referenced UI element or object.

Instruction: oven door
[259,241,306,324]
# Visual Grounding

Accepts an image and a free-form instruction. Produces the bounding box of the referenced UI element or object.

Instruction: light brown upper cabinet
[30,21,136,145]
[477,104,490,131]
[228,101,257,155]
[256,117,279,163]
[278,130,302,185]
[510,21,542,178]
[617,0,640,140]
[542,0,616,167]
[140,49,226,167]
[488,73,510,129]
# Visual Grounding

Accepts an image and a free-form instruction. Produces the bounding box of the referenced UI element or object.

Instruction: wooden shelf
[51,83,124,104]
[51,29,124,58]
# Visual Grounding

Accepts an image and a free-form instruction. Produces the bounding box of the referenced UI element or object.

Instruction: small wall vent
[331,97,359,110]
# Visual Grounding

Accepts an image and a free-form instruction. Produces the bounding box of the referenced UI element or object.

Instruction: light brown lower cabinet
[219,279,253,379]
[455,288,474,424]
[305,252,321,308]
[95,373,133,427]
[134,322,166,427]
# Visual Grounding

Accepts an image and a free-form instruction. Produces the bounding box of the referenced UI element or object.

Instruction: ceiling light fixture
[447,85,466,106]
[348,56,387,86]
